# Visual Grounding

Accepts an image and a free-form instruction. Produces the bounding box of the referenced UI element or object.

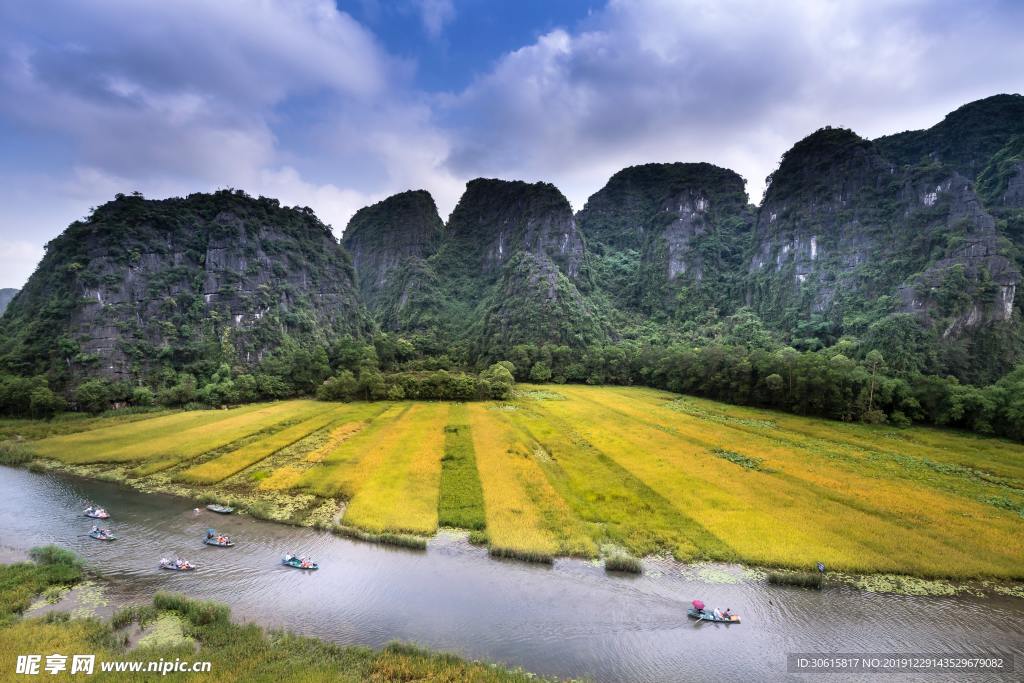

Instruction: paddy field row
[16,386,1024,578]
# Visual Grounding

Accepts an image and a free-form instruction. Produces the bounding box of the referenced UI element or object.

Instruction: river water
[0,466,1020,681]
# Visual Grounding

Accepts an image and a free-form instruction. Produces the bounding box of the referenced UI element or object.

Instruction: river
[0,466,1020,681]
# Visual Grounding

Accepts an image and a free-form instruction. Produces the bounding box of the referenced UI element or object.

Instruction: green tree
[74,379,111,414]
[529,361,553,382]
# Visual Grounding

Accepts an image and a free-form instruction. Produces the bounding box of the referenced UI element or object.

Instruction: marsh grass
[488,546,554,564]
[0,440,33,465]
[0,546,83,622]
[342,403,448,535]
[437,407,487,530]
[767,571,824,589]
[179,405,345,484]
[604,554,643,574]
[331,524,428,550]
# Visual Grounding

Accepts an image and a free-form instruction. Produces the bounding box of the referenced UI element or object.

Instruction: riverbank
[0,548,556,682]
[1,470,1022,682]
[4,385,1024,580]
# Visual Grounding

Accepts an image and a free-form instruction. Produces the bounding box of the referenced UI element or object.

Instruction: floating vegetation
[136,612,195,650]
[850,573,961,596]
[304,498,342,529]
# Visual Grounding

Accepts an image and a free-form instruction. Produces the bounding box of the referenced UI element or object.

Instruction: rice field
[19,386,1024,578]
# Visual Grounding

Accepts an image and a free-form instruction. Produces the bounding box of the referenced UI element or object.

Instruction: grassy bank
[0,554,556,682]
[5,385,1024,579]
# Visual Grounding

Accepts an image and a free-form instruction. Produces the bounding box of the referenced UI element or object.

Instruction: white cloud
[442,0,1024,208]
[414,0,456,39]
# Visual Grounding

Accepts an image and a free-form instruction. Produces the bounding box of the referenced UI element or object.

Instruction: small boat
[205,504,234,514]
[83,506,110,519]
[687,608,740,624]
[204,529,235,547]
[159,558,196,571]
[282,554,318,570]
[89,529,116,541]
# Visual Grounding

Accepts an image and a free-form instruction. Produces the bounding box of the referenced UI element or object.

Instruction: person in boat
[722,608,733,620]
[713,607,724,620]
[207,529,215,540]
[91,524,99,533]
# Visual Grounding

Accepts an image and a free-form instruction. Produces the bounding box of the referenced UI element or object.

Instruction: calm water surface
[0,467,1020,682]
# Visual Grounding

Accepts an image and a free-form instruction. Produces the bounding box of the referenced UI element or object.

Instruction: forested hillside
[3,95,1024,440]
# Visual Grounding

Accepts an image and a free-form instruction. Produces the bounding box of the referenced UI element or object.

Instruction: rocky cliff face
[748,127,1020,350]
[341,190,443,309]
[446,179,585,279]
[373,179,602,355]
[578,163,754,317]
[0,191,367,382]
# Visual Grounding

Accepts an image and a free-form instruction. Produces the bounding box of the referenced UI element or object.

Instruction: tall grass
[605,554,643,574]
[343,403,448,535]
[0,546,83,621]
[298,403,411,497]
[179,405,345,484]
[30,404,269,462]
[467,404,594,559]
[0,440,33,465]
[767,571,824,588]
[507,404,729,561]
[437,406,487,530]
[331,524,428,550]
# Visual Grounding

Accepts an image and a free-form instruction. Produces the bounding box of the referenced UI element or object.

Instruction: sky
[1,0,1023,289]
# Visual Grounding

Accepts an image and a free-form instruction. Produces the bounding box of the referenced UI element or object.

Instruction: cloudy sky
[1,0,1022,288]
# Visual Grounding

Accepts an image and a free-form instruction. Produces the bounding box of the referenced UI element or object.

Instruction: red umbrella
[692,599,705,610]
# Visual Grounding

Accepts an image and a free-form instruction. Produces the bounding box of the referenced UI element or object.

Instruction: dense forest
[2,94,1024,440]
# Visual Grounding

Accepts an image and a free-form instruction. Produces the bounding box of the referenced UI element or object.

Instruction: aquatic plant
[604,554,643,574]
[331,524,428,550]
[767,571,824,589]
[0,440,33,465]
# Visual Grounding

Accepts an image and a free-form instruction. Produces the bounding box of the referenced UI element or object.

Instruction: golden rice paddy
[20,386,1024,578]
